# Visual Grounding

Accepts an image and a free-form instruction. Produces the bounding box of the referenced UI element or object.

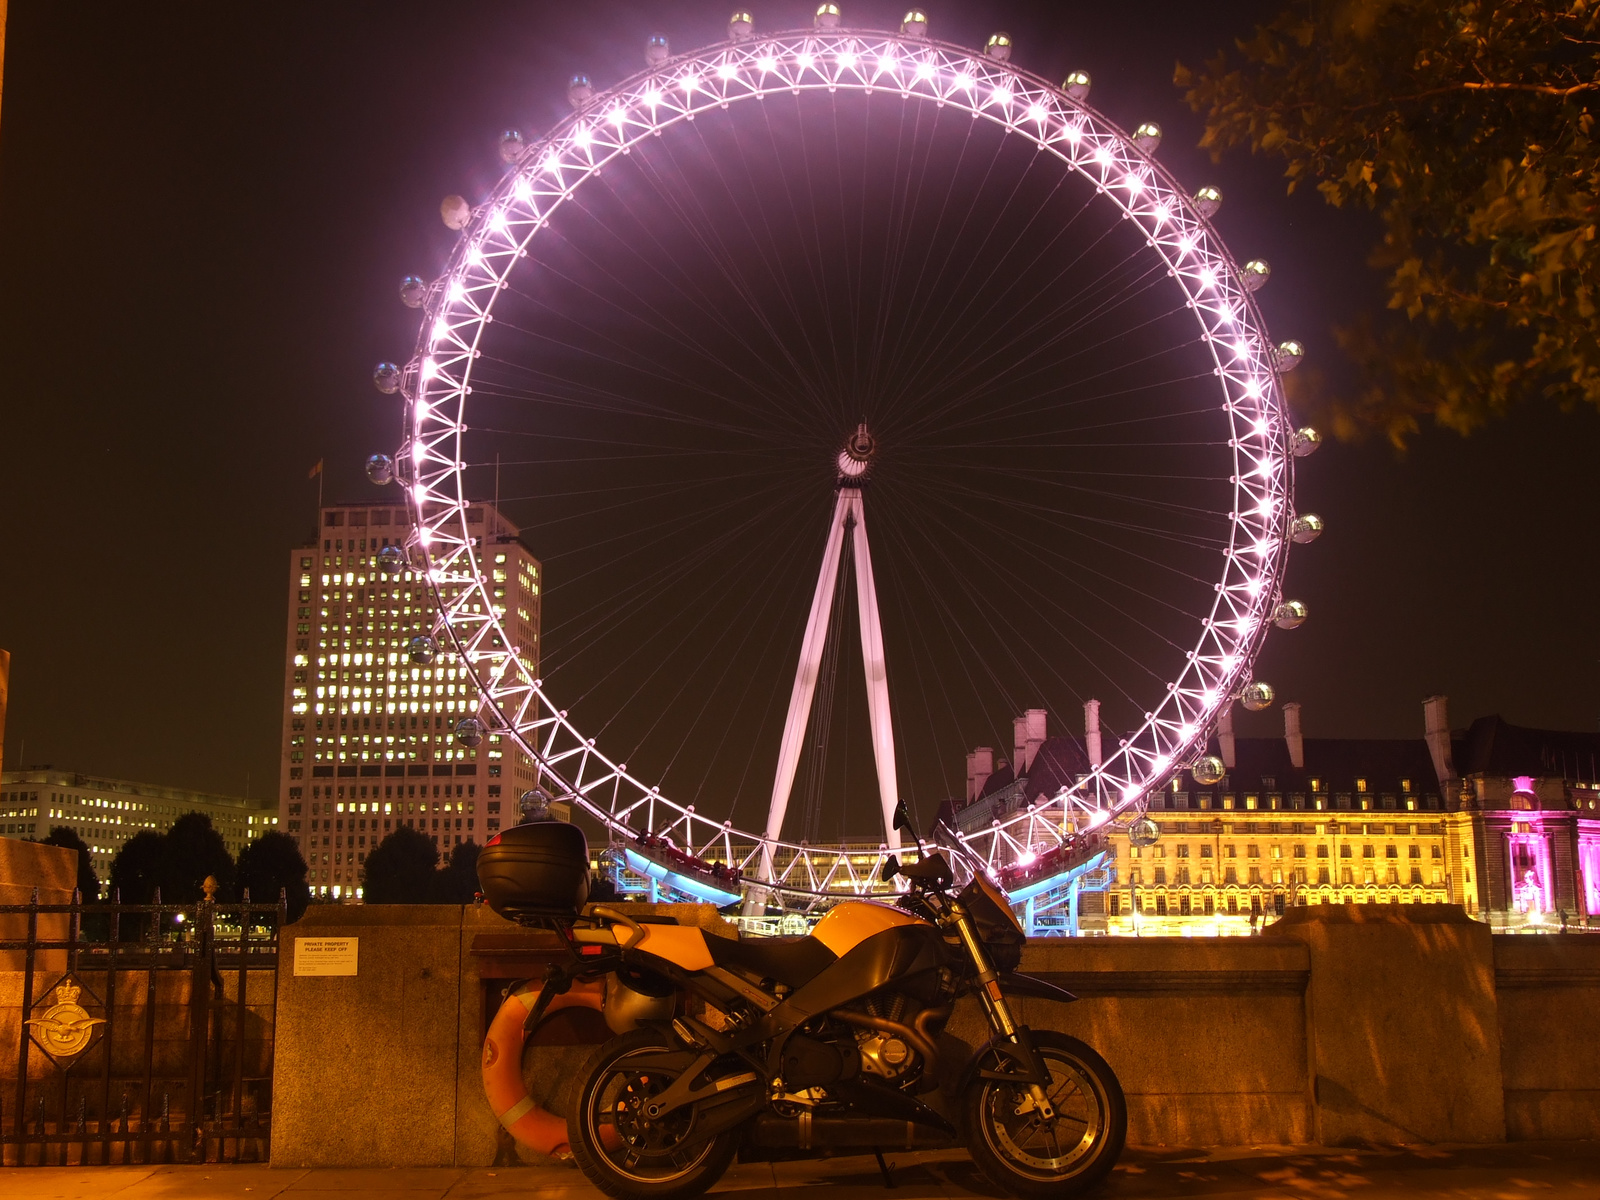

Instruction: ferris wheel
[369,8,1322,912]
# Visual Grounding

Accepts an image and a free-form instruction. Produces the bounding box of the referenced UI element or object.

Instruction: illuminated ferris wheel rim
[393,23,1299,894]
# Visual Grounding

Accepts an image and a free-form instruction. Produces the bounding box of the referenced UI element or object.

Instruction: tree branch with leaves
[1179,0,1600,443]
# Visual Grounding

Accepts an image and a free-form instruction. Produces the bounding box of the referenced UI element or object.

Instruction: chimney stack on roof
[966,747,994,803]
[1084,699,1102,768]
[1283,701,1304,769]
[1012,708,1047,774]
[1218,702,1236,769]
[1423,695,1455,789]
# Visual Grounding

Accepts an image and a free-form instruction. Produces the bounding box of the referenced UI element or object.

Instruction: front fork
[947,903,1056,1121]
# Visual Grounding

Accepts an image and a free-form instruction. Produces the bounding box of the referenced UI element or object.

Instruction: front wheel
[569,1029,740,1200]
[962,1030,1126,1199]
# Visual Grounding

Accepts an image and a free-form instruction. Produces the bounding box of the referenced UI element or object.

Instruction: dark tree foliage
[1179,1,1600,443]
[362,826,441,903]
[108,812,235,905]
[436,840,482,904]
[41,826,99,901]
[108,830,167,904]
[235,830,311,922]
[161,811,236,902]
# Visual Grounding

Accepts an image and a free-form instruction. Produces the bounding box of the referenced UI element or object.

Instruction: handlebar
[881,850,953,889]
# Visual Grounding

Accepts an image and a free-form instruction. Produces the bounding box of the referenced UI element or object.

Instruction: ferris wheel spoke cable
[877,188,1126,422]
[864,103,992,405]
[895,265,1188,440]
[892,453,1229,543]
[856,93,941,411]
[550,182,825,407]
[537,475,814,657]
[482,462,808,504]
[887,277,1183,441]
[876,489,1154,721]
[607,497,822,780]
[877,152,1086,409]
[871,491,1067,723]
[527,469,817,597]
[535,500,811,685]
[470,372,799,443]
[896,471,1223,617]
[632,125,842,419]
[479,299,764,412]
[954,400,1225,448]
[464,444,801,468]
[887,473,1206,663]
[869,503,1011,799]
[658,522,820,805]
[504,225,822,435]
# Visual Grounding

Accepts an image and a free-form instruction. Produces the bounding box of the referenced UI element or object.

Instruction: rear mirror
[892,800,917,836]
[880,854,900,883]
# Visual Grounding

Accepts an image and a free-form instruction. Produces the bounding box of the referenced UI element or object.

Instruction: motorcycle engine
[854,990,924,1082]
[856,1029,917,1081]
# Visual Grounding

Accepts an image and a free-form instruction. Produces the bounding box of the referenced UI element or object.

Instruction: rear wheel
[962,1031,1126,1198]
[570,1029,740,1200]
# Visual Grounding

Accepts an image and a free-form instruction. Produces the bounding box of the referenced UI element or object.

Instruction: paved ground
[0,1143,1596,1199]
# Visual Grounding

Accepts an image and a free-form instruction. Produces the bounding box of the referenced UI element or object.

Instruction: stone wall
[270,903,1600,1167]
[0,838,76,971]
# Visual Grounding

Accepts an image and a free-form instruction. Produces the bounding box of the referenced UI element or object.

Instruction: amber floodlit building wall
[943,697,1600,935]
[278,501,542,899]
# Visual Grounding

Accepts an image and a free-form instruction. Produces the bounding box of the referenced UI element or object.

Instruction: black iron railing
[1,883,285,1165]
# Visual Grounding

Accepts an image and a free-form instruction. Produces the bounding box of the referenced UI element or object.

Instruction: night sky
[1,2,1596,828]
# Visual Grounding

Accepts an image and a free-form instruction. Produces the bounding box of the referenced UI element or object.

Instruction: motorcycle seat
[707,934,837,989]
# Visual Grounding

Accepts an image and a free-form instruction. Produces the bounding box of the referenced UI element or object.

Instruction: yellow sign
[294,936,359,976]
[26,980,105,1058]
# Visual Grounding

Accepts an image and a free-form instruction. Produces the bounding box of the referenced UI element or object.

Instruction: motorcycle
[479,812,1126,1200]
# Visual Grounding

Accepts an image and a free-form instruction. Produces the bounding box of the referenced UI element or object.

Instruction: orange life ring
[482,977,606,1157]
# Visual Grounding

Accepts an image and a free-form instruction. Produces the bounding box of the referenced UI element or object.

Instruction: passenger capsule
[1132,122,1162,153]
[519,788,553,820]
[901,10,929,37]
[1127,815,1161,846]
[567,74,594,108]
[645,34,670,67]
[1292,426,1322,457]
[398,275,428,309]
[1290,513,1324,544]
[378,545,405,575]
[1063,71,1090,101]
[498,130,525,165]
[1240,681,1275,712]
[1241,260,1271,292]
[365,453,394,486]
[372,362,402,394]
[408,635,439,666]
[1191,756,1226,786]
[454,717,484,748]
[815,3,841,29]
[440,194,471,231]
[1276,340,1305,372]
[729,11,754,41]
[985,33,1013,61]
[1273,600,1308,630]
[1194,186,1222,218]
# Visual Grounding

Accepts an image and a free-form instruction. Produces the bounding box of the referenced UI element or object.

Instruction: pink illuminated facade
[1434,702,1600,930]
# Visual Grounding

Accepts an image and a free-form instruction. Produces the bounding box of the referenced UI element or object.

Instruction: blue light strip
[622,847,743,906]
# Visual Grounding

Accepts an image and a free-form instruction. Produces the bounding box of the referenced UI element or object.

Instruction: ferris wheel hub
[837,422,877,482]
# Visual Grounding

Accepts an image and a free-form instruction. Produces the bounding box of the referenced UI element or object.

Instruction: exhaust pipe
[751,1114,956,1152]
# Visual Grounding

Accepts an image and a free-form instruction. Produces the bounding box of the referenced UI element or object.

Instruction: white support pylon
[747,427,900,916]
